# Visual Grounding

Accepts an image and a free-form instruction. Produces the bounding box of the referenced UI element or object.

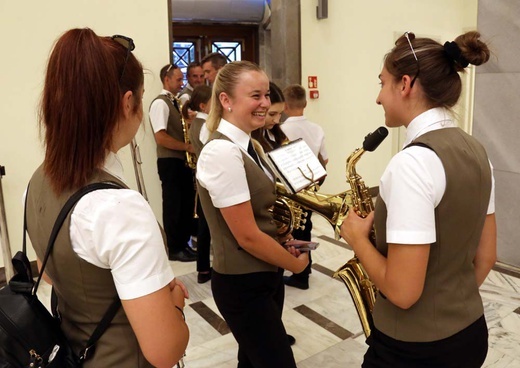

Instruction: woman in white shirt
[197,61,308,368]
[26,28,188,368]
[341,31,496,367]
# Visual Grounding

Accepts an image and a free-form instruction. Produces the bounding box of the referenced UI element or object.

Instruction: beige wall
[299,0,478,194]
[0,0,170,267]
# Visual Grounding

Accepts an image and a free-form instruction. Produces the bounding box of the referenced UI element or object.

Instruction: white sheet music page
[266,139,327,193]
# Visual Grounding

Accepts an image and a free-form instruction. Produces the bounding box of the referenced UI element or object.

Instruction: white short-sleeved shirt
[69,152,174,300]
[281,115,328,160]
[380,108,495,245]
[178,83,194,106]
[196,119,273,208]
[149,89,172,133]
[197,112,210,145]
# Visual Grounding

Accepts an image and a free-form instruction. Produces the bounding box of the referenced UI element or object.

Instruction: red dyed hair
[39,28,143,194]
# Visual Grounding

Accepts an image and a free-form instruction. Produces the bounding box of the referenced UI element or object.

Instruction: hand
[340,210,374,252]
[186,143,195,154]
[169,278,189,299]
[278,234,294,248]
[188,109,197,120]
[295,251,310,273]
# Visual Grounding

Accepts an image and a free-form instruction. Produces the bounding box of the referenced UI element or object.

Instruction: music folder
[265,139,327,194]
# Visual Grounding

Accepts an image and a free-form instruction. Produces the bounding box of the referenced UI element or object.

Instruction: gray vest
[372,128,492,342]
[26,166,153,367]
[197,132,279,274]
[151,94,185,160]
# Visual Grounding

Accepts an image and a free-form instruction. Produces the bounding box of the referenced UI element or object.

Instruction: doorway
[171,23,259,76]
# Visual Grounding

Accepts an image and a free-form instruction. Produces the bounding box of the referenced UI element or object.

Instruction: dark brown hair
[182,85,212,119]
[283,84,306,109]
[160,64,178,84]
[252,82,288,152]
[186,61,201,75]
[39,28,144,194]
[200,52,228,70]
[384,31,490,109]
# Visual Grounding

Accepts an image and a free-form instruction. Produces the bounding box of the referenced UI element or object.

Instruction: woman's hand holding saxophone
[340,210,375,254]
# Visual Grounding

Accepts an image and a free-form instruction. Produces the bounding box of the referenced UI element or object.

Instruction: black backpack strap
[79,297,122,362]
[28,181,124,363]
[33,181,122,293]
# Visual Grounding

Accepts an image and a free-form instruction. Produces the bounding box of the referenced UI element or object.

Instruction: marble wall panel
[472,73,520,174]
[475,0,520,268]
[477,0,520,73]
[492,170,520,267]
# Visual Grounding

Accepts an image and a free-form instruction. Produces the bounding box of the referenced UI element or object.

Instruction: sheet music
[266,139,327,193]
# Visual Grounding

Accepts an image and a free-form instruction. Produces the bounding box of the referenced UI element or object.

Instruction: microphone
[363,127,389,152]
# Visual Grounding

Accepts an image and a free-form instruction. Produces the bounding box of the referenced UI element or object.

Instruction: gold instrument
[173,96,197,170]
[274,127,388,337]
[130,139,148,201]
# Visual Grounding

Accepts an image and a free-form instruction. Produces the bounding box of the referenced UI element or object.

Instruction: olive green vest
[26,165,153,367]
[151,94,185,160]
[197,132,279,274]
[373,128,492,342]
[189,116,205,158]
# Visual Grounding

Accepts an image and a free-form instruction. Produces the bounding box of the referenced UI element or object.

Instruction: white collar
[284,115,306,123]
[103,152,127,183]
[217,118,251,152]
[403,107,456,148]
[196,111,208,120]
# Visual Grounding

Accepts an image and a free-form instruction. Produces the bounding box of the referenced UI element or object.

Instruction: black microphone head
[363,127,389,152]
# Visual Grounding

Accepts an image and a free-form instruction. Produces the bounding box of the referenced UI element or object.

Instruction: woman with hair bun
[26,28,188,368]
[341,31,496,367]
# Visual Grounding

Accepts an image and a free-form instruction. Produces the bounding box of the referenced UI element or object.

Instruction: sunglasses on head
[111,34,135,83]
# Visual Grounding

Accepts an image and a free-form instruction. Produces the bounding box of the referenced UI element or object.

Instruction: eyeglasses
[112,35,135,83]
[404,32,420,87]
[166,64,173,73]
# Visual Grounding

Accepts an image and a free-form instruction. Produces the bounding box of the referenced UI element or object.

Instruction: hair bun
[444,41,470,68]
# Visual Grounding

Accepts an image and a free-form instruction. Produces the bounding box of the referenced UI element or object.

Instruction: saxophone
[274,127,388,337]
[173,96,197,170]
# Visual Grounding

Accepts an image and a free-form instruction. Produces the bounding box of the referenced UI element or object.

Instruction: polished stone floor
[38,215,520,367]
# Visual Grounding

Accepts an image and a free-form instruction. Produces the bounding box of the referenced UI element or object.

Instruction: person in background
[280,84,329,290]
[178,61,204,106]
[197,61,308,368]
[149,64,197,262]
[26,28,189,368]
[201,52,228,86]
[341,31,495,368]
[251,81,289,152]
[184,84,213,283]
[251,81,297,347]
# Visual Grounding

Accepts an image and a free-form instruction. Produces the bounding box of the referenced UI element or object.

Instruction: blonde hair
[206,61,264,132]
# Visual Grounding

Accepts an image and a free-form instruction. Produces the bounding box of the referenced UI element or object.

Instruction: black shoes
[197,269,212,284]
[169,249,197,262]
[287,334,296,346]
[283,275,309,290]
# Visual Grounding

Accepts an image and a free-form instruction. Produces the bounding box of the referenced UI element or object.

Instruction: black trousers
[291,210,313,279]
[157,158,195,254]
[196,201,211,272]
[362,315,488,368]
[211,269,296,368]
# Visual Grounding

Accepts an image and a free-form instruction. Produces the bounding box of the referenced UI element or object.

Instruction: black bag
[0,182,122,367]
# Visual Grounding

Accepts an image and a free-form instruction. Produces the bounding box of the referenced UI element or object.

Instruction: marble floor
[38,215,520,367]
